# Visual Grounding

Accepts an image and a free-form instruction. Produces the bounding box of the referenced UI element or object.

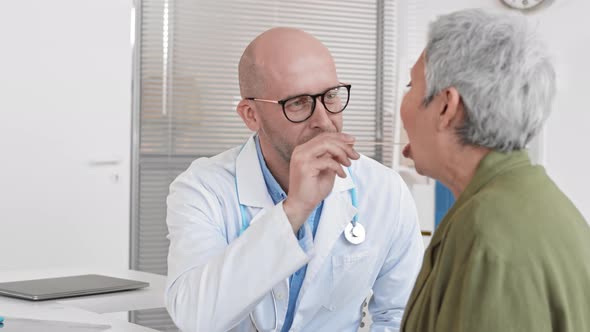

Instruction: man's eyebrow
[281,85,339,101]
[280,92,308,101]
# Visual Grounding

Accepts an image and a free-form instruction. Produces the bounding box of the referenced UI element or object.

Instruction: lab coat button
[276,293,284,300]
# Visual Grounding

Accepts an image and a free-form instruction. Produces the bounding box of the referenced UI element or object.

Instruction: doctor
[165,27,424,332]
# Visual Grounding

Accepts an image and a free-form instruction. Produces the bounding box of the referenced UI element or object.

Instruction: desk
[0,267,168,331]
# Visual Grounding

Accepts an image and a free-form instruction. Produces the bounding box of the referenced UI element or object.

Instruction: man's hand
[283,133,360,233]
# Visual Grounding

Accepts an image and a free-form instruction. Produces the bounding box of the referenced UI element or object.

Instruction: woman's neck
[439,145,491,199]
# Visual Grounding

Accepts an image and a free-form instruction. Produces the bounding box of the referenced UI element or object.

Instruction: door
[0,0,133,271]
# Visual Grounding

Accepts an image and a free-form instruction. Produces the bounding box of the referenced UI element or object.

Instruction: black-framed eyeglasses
[245,84,351,123]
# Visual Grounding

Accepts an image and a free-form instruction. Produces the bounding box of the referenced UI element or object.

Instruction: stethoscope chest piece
[345,221,365,245]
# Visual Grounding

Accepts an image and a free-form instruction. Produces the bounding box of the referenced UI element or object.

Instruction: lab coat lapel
[294,170,357,326]
[235,135,274,211]
[236,136,288,327]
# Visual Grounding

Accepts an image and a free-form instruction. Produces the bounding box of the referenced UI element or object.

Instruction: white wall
[537,1,590,222]
[0,0,133,271]
[400,0,590,223]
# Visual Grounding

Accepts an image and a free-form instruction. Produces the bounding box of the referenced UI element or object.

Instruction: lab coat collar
[235,135,274,209]
[331,166,355,193]
[235,135,356,208]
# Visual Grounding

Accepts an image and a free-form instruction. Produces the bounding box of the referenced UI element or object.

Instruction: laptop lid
[0,274,149,301]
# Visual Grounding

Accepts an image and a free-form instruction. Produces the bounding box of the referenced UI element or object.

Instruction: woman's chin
[402,143,412,159]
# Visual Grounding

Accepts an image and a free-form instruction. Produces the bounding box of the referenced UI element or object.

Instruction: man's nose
[308,97,333,129]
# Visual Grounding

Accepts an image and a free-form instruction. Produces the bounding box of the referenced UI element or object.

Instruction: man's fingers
[316,146,353,167]
[311,157,347,178]
[298,136,360,164]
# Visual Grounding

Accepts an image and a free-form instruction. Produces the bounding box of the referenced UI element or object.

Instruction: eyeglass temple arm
[245,98,280,104]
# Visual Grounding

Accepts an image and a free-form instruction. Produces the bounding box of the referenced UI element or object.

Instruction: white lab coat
[165,136,424,332]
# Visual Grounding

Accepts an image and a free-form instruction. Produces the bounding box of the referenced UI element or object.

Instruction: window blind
[131,0,398,329]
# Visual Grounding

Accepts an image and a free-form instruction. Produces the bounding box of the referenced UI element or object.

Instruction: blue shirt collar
[254,135,287,205]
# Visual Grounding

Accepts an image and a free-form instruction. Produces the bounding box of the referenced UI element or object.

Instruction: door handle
[88,158,122,167]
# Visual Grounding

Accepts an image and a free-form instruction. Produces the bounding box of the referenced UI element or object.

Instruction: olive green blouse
[401,150,590,332]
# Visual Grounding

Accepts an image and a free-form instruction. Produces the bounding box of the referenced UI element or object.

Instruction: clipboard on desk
[0,274,149,301]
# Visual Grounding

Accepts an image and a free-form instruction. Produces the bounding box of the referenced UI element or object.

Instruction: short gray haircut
[424,9,556,152]
[238,47,265,98]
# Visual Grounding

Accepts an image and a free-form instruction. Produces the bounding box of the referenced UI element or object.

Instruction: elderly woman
[400,9,590,332]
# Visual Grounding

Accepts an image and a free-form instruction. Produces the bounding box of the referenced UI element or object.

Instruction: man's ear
[237,99,259,132]
[437,87,462,131]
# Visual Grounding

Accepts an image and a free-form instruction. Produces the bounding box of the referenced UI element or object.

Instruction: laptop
[0,274,149,301]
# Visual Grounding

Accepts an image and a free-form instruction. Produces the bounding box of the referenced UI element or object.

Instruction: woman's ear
[437,87,462,131]
[236,99,259,132]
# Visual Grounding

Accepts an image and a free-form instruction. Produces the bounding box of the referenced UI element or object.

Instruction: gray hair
[424,9,556,152]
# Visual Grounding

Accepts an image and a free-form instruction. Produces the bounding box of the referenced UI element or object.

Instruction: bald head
[238,27,336,98]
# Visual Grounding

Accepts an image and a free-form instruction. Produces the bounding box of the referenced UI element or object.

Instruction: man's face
[400,52,438,176]
[255,53,343,163]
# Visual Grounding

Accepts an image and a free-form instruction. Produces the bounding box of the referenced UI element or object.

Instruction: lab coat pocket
[324,250,376,311]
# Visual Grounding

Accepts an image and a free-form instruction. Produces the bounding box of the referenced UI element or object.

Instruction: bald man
[165,28,424,332]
